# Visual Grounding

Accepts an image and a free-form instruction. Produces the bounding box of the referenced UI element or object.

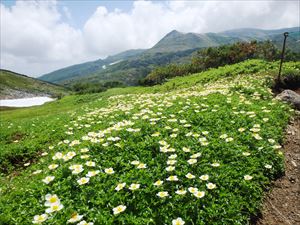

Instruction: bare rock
[276,90,300,110]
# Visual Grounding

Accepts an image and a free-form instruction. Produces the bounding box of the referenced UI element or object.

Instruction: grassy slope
[0,59,299,225]
[0,70,68,99]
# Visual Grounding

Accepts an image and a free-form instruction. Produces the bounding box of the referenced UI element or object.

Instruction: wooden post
[277,32,289,82]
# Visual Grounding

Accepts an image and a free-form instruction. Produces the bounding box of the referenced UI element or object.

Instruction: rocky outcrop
[276,90,300,110]
[0,88,51,100]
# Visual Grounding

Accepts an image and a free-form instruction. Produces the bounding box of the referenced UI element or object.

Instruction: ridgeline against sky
[1,0,299,77]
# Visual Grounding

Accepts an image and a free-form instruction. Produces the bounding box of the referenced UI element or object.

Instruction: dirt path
[254,116,300,225]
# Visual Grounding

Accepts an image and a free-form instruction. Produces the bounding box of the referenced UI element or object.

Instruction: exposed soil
[254,115,300,225]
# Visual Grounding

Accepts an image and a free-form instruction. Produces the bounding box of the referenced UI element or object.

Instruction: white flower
[199,175,209,181]
[45,194,60,206]
[175,189,187,195]
[137,163,147,169]
[186,159,197,166]
[77,177,90,185]
[87,170,100,177]
[129,183,140,190]
[250,128,260,133]
[42,176,55,184]
[167,160,177,165]
[113,205,126,215]
[115,183,126,191]
[265,164,272,169]
[172,217,185,225]
[156,191,169,198]
[45,203,64,213]
[33,170,42,175]
[220,134,228,139]
[242,152,251,156]
[72,167,84,174]
[154,180,163,186]
[170,133,177,138]
[80,148,89,153]
[188,187,198,194]
[185,173,195,179]
[32,214,48,224]
[182,147,191,152]
[198,137,207,142]
[52,152,63,160]
[225,137,233,142]
[206,183,216,189]
[253,133,262,140]
[151,132,160,137]
[211,162,220,167]
[104,168,115,174]
[244,175,253,180]
[85,161,96,167]
[168,154,177,159]
[272,145,282,149]
[166,176,179,181]
[268,139,275,144]
[67,213,83,223]
[190,153,201,158]
[238,128,245,132]
[131,160,140,165]
[166,166,175,172]
[159,140,168,146]
[193,191,205,198]
[48,164,59,170]
[77,220,94,225]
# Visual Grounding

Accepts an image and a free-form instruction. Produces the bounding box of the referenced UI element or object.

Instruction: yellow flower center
[49,197,57,203]
[37,216,44,221]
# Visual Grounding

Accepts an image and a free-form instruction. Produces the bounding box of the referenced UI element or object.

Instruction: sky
[0,0,299,77]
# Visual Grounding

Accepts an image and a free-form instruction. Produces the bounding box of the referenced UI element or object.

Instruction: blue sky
[1,0,299,77]
[2,0,135,28]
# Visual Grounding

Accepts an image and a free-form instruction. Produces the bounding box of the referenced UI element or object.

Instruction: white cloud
[0,0,299,77]
[0,0,89,76]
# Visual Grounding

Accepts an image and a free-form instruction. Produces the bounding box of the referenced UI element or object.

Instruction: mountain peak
[166,29,182,37]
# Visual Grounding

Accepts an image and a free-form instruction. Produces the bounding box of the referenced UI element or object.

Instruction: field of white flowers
[0,60,299,224]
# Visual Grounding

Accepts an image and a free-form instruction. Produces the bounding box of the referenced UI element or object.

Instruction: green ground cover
[0,59,299,225]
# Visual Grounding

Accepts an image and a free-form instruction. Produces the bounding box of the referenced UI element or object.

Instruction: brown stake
[277,32,289,83]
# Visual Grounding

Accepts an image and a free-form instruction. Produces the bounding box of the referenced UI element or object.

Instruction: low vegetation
[142,41,300,85]
[0,60,299,224]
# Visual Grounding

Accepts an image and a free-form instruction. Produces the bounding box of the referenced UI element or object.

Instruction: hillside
[1,60,299,224]
[0,70,68,99]
[39,49,146,84]
[39,27,300,86]
[146,30,239,53]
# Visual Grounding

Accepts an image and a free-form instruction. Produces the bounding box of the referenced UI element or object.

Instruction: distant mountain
[0,70,68,99]
[39,27,299,86]
[220,27,299,40]
[40,49,145,83]
[147,30,240,53]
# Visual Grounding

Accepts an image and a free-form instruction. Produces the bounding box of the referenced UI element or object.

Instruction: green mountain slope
[0,70,68,99]
[147,30,239,53]
[1,60,299,224]
[39,27,299,86]
[40,49,146,83]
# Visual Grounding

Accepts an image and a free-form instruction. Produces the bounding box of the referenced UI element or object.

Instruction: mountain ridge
[39,27,300,86]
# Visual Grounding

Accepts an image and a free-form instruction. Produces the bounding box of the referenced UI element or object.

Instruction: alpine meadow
[1,1,300,225]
